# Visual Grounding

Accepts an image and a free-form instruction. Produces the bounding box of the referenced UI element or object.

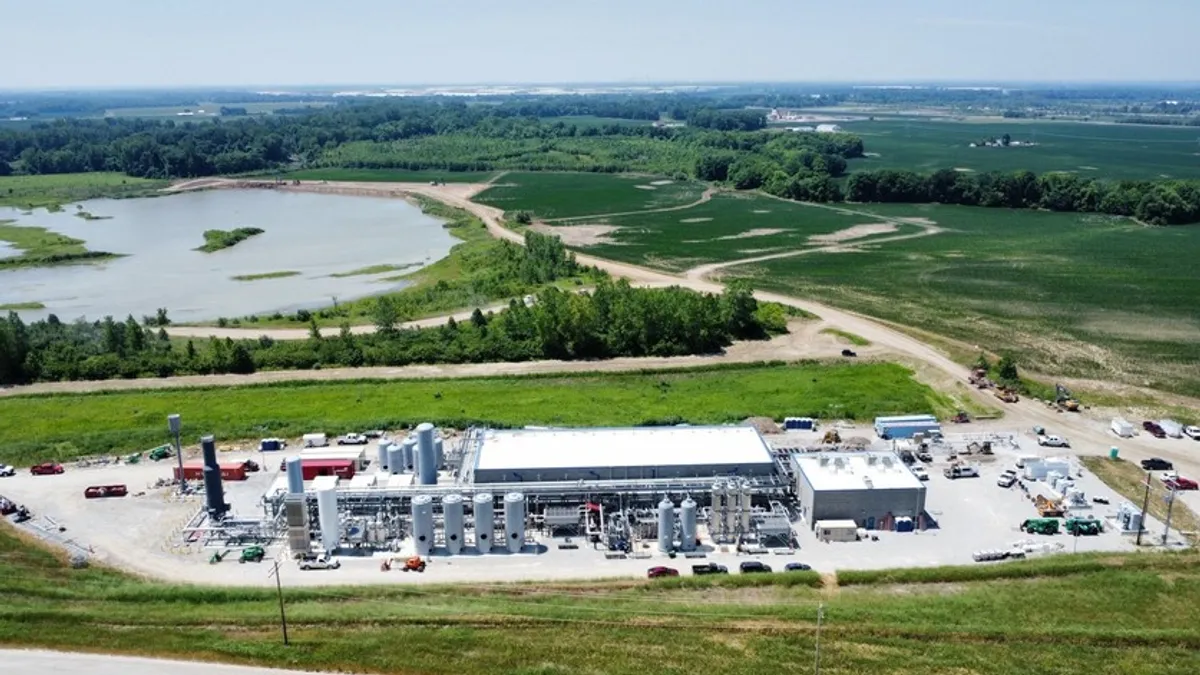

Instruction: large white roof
[794,452,924,491]
[474,426,774,472]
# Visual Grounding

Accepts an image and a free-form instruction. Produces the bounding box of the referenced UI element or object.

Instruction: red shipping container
[173,462,248,482]
[300,459,356,480]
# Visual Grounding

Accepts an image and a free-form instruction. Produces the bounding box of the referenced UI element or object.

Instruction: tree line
[0,281,780,385]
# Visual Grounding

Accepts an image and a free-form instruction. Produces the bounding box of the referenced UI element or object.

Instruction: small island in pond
[195,227,264,253]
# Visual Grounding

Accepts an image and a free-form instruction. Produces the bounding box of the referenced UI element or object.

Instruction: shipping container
[173,462,248,482]
[300,459,356,481]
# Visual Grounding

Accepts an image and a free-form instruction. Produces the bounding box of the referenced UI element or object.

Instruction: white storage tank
[679,498,698,551]
[442,494,464,555]
[656,497,674,552]
[387,444,404,476]
[317,488,340,553]
[376,440,390,472]
[285,457,304,495]
[402,438,416,472]
[473,492,495,551]
[503,492,526,553]
[411,495,434,556]
[738,480,752,534]
[434,437,445,471]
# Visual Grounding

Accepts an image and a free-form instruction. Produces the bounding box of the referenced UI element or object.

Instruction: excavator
[1055,384,1080,412]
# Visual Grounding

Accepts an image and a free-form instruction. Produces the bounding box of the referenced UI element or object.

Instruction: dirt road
[166,302,511,340]
[2,649,345,675]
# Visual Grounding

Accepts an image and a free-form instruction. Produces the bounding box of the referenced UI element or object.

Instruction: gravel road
[2,649,338,675]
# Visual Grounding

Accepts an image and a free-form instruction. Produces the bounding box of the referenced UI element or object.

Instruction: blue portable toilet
[259,438,282,452]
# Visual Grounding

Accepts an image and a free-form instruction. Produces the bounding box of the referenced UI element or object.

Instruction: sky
[4,0,1200,89]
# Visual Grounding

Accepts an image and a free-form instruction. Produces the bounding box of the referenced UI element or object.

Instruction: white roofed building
[792,452,927,530]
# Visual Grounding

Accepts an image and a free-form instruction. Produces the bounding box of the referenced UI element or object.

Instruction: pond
[0,190,458,323]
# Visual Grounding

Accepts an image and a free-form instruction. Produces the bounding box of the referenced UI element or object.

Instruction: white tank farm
[316,488,340,553]
[657,497,674,552]
[679,498,698,551]
[504,492,526,553]
[416,423,437,485]
[411,495,434,556]
[387,444,404,475]
[442,494,465,555]
[375,440,390,472]
[473,493,495,551]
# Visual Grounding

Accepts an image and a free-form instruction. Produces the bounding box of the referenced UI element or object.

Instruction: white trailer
[1158,419,1183,438]
[1110,418,1134,438]
[302,433,329,448]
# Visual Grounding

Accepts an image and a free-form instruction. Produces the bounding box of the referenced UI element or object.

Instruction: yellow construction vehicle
[1055,384,1080,412]
[1035,495,1064,518]
[821,429,841,444]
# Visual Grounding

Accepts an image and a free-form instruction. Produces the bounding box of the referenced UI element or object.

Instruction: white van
[302,433,328,448]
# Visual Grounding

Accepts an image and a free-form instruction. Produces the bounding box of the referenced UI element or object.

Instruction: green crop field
[2,521,1199,675]
[732,204,1200,396]
[473,171,706,219]
[0,172,165,209]
[0,362,952,465]
[842,118,1200,180]
[566,192,917,271]
[286,168,498,183]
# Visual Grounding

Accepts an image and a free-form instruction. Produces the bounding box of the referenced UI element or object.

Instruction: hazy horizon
[6,0,1200,89]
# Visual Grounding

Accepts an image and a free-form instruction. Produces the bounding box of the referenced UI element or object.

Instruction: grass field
[821,328,870,346]
[559,192,915,271]
[842,118,1200,180]
[2,522,1199,675]
[0,362,952,465]
[0,220,117,268]
[0,172,166,209]
[286,168,498,184]
[231,271,300,282]
[732,203,1200,396]
[474,171,706,220]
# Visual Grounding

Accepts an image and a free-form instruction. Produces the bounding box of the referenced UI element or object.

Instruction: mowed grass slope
[2,522,1199,675]
[842,118,1200,179]
[474,171,706,219]
[738,204,1200,395]
[0,362,952,465]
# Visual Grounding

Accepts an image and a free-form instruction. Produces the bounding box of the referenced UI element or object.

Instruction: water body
[0,190,457,323]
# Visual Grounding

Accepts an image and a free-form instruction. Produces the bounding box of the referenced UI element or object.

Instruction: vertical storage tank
[411,495,434,556]
[657,497,674,552]
[434,437,444,471]
[387,444,404,476]
[504,492,526,553]
[402,438,417,471]
[442,494,464,555]
[416,423,437,485]
[679,498,698,551]
[285,457,304,495]
[317,488,339,553]
[473,492,495,551]
[724,481,737,536]
[376,440,390,472]
[739,480,752,534]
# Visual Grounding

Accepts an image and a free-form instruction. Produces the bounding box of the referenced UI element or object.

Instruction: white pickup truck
[944,465,980,479]
[1184,426,1200,441]
[1037,434,1070,448]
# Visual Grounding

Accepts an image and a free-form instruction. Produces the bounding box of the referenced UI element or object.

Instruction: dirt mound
[809,223,898,244]
[715,228,786,241]
[743,416,782,434]
[530,224,620,247]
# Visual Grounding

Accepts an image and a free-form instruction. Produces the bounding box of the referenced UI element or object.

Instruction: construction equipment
[994,387,1019,403]
[239,546,266,564]
[1035,495,1065,518]
[951,411,971,424]
[1064,517,1102,536]
[148,445,173,461]
[968,368,991,388]
[821,429,841,444]
[400,556,426,573]
[125,453,141,465]
[1020,518,1060,535]
[209,549,229,564]
[1055,384,1080,412]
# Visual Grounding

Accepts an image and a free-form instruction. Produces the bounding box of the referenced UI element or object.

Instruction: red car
[647,566,680,579]
[30,462,64,476]
[1165,476,1198,491]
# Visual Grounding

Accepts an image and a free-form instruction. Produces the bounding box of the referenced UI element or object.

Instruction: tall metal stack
[442,494,464,554]
[416,423,437,485]
[411,495,434,556]
[285,457,304,495]
[657,497,674,552]
[375,440,390,472]
[200,435,228,521]
[679,497,698,551]
[387,443,404,476]
[504,492,526,553]
[473,492,495,551]
[317,488,339,552]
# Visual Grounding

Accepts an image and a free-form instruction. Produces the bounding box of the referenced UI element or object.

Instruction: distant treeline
[845,169,1200,226]
[0,280,780,384]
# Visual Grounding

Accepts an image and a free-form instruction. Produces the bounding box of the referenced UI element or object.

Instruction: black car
[739,561,773,574]
[899,449,916,465]
[784,562,812,572]
[841,349,857,358]
[1141,458,1174,471]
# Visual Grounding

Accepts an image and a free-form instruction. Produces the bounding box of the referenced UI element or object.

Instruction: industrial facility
[792,452,927,530]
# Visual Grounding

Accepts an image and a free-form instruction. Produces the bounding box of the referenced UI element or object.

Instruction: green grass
[329,263,421,278]
[842,118,1200,180]
[821,328,870,346]
[0,361,952,465]
[1080,456,1200,543]
[0,220,118,268]
[473,171,706,220]
[286,168,498,183]
[195,227,264,253]
[0,172,166,209]
[231,270,300,281]
[734,203,1200,397]
[2,521,1199,675]
[0,301,45,310]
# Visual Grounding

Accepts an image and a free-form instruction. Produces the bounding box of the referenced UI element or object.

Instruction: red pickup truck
[30,463,64,476]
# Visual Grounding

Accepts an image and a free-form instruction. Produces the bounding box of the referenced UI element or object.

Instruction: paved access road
[2,649,338,675]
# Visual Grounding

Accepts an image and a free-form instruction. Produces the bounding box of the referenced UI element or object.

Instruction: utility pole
[813,602,825,675]
[269,560,290,646]
[1136,470,1152,546]
[1163,487,1178,546]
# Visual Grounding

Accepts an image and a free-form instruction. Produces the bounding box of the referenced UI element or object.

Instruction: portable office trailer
[814,519,859,542]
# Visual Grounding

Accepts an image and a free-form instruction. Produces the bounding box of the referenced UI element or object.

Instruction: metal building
[792,452,926,530]
[873,414,941,440]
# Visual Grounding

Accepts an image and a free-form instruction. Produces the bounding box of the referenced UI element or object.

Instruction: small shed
[814,519,860,542]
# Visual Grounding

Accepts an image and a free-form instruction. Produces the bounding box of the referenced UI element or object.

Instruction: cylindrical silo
[504,492,526,553]
[411,495,434,556]
[657,497,674,552]
[376,440,390,472]
[442,494,464,555]
[387,444,404,476]
[317,488,339,553]
[416,423,437,485]
[739,480,752,534]
[473,493,495,551]
[403,438,417,471]
[434,437,444,470]
[724,482,737,536]
[710,482,724,537]
[285,457,304,495]
[680,498,698,551]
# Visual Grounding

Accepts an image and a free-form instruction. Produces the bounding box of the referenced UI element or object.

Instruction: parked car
[911,466,929,481]
[1037,435,1070,448]
[784,562,812,572]
[1184,426,1200,441]
[691,563,729,575]
[1164,476,1199,491]
[1142,421,1167,438]
[242,460,260,472]
[362,430,385,439]
[338,433,368,446]
[997,470,1017,488]
[647,566,680,579]
[298,553,341,570]
[840,349,857,358]
[1140,458,1174,471]
[239,546,267,564]
[899,449,916,465]
[944,465,980,479]
[30,462,64,476]
[0,464,15,477]
[916,450,933,463]
[739,561,773,574]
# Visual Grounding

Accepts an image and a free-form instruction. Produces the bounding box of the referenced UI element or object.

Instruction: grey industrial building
[792,452,927,530]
